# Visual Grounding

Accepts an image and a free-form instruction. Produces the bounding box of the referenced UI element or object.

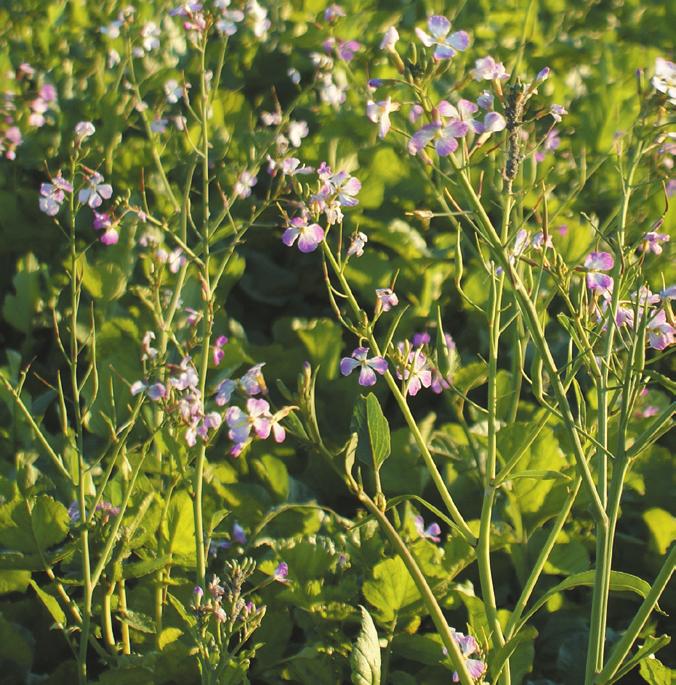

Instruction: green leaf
[639,657,674,685]
[164,490,196,560]
[489,626,538,680]
[351,393,391,470]
[351,605,381,685]
[0,570,31,594]
[118,609,155,634]
[642,508,676,555]
[518,570,653,630]
[31,496,70,551]
[2,253,42,333]
[362,556,420,622]
[30,579,66,626]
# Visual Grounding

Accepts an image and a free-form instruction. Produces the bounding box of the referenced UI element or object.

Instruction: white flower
[652,57,676,105]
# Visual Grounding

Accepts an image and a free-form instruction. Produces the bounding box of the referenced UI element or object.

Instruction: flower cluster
[281,163,361,253]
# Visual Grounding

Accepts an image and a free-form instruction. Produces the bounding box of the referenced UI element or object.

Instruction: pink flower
[380,26,399,52]
[366,97,400,139]
[347,231,368,257]
[471,56,509,81]
[39,172,73,215]
[282,215,325,253]
[323,4,345,22]
[584,251,614,296]
[340,347,388,387]
[234,170,257,198]
[414,515,441,543]
[273,561,289,582]
[215,378,236,406]
[240,363,267,396]
[397,349,433,396]
[550,104,568,122]
[450,631,487,683]
[213,335,228,365]
[639,231,670,255]
[647,310,675,351]
[78,172,112,209]
[75,121,95,141]
[415,15,469,60]
[376,288,399,312]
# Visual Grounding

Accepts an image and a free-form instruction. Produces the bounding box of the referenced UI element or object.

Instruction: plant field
[0,1,673,684]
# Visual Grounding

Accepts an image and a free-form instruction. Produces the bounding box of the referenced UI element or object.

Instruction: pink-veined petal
[358,365,377,386]
[297,223,324,252]
[367,356,388,374]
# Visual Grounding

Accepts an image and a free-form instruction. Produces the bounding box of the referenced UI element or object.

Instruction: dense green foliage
[0,1,673,684]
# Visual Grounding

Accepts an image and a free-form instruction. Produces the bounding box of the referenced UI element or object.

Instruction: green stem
[322,241,476,546]
[357,491,476,685]
[595,545,676,684]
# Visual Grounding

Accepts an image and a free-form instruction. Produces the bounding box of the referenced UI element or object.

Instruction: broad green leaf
[31,496,70,551]
[0,569,31,594]
[362,556,420,622]
[30,579,66,626]
[351,393,391,470]
[643,508,676,555]
[118,609,155,634]
[164,490,196,560]
[2,253,42,333]
[351,605,381,685]
[489,626,538,680]
[639,657,674,685]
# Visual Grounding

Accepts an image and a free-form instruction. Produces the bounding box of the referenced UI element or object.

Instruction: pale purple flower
[474,111,507,135]
[39,173,73,215]
[412,332,431,348]
[535,67,551,84]
[247,0,271,39]
[584,252,614,295]
[142,331,158,361]
[226,406,251,453]
[647,310,675,351]
[324,37,361,62]
[535,128,561,162]
[376,288,399,312]
[232,523,247,544]
[409,104,424,124]
[215,378,236,406]
[585,251,614,271]
[550,104,568,123]
[147,383,167,401]
[340,347,388,387]
[279,157,313,176]
[415,16,469,60]
[532,231,553,249]
[639,231,670,255]
[78,172,112,209]
[207,573,225,599]
[347,231,368,257]
[234,170,258,198]
[273,561,289,582]
[287,120,309,147]
[171,356,199,391]
[451,631,487,683]
[323,3,345,22]
[288,68,301,84]
[150,117,168,133]
[366,97,400,139]
[408,120,469,157]
[140,22,161,52]
[477,90,494,110]
[652,57,676,105]
[157,247,186,273]
[282,215,325,253]
[380,26,399,52]
[247,397,273,439]
[75,121,95,141]
[330,170,362,206]
[213,335,228,365]
[214,0,244,35]
[164,79,184,104]
[414,515,441,543]
[240,363,267,396]
[398,349,433,396]
[660,285,676,300]
[471,56,509,81]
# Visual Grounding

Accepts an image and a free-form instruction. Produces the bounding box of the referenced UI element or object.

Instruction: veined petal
[415,27,434,47]
[367,356,388,374]
[483,111,506,132]
[297,223,324,252]
[435,132,459,156]
[434,44,456,60]
[408,124,439,154]
[281,226,300,247]
[447,30,470,51]
[358,365,377,386]
[445,120,470,137]
[340,357,360,376]
[427,15,450,39]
